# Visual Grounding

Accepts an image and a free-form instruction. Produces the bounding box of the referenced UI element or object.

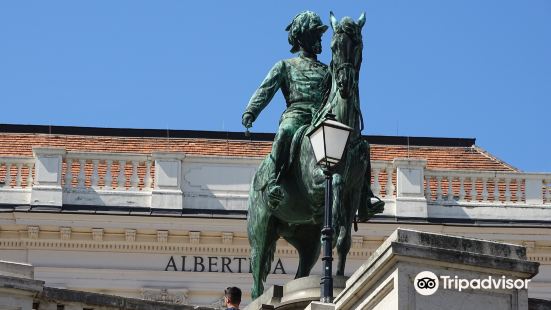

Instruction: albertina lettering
[164,256,286,274]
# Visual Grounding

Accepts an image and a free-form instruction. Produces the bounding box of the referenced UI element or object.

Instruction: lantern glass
[308,117,353,168]
[324,121,351,163]
[309,126,326,163]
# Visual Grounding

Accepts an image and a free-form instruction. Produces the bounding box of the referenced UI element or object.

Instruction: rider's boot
[267,157,285,210]
[267,178,284,210]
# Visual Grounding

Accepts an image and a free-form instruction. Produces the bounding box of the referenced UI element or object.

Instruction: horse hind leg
[248,192,279,299]
[336,224,352,276]
[283,224,321,279]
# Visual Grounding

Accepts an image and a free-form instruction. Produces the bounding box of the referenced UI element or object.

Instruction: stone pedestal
[246,276,348,310]
[248,228,543,310]
[334,228,539,310]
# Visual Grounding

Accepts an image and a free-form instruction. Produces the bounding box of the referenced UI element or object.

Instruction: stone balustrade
[64,152,153,191]
[1,150,550,221]
[0,156,35,189]
[370,160,395,199]
[424,169,551,206]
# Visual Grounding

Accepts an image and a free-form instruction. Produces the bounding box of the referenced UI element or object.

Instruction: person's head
[224,287,242,308]
[285,11,328,55]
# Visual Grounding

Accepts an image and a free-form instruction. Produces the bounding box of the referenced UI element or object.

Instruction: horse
[247,12,382,299]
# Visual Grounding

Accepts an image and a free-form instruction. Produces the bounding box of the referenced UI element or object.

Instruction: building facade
[0,124,550,306]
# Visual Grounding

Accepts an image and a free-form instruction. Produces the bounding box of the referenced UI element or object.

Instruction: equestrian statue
[242,11,384,299]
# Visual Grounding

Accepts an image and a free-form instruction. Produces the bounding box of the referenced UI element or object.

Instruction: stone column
[30,147,66,206]
[151,152,185,209]
[393,158,428,218]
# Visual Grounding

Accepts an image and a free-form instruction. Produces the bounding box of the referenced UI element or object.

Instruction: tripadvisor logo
[414,271,531,296]
[414,271,439,296]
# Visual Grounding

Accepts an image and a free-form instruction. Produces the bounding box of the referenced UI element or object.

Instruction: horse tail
[261,232,277,282]
[248,161,279,299]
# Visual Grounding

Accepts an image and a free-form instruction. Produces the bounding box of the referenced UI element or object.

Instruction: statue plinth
[246,275,348,310]
[247,228,542,310]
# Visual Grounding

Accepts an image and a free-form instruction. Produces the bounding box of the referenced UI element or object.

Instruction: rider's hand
[242,113,254,128]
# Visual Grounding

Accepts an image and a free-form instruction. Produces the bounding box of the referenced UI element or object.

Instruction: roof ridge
[0,124,476,147]
[472,145,520,172]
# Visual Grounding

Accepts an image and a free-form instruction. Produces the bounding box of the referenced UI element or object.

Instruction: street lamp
[307,112,353,303]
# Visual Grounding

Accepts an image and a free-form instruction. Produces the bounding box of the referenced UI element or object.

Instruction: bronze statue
[242,11,329,209]
[245,11,384,299]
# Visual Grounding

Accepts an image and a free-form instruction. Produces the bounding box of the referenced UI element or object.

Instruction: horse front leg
[331,174,344,249]
[336,225,351,276]
[330,174,350,276]
[336,190,360,276]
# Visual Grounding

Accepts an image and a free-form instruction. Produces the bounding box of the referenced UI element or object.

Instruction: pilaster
[151,152,185,209]
[30,147,66,206]
[393,158,428,218]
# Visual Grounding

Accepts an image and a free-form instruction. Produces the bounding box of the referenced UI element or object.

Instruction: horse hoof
[372,200,385,212]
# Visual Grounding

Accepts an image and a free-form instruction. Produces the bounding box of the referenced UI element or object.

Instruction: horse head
[329,12,365,100]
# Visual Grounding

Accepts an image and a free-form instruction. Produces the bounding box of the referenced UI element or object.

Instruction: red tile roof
[0,124,516,172]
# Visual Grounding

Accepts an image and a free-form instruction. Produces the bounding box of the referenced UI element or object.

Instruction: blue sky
[1,1,550,171]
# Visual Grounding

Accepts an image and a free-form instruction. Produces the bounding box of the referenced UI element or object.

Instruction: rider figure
[242,11,329,208]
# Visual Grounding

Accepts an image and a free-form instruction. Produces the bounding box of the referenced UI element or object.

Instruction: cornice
[1,224,550,262]
[0,238,378,258]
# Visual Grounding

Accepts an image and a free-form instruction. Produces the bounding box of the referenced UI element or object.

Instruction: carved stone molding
[60,227,71,240]
[157,230,168,243]
[92,228,104,241]
[222,232,233,245]
[141,288,189,305]
[189,231,200,244]
[352,236,363,249]
[523,241,536,251]
[207,296,225,309]
[28,226,39,239]
[125,229,136,242]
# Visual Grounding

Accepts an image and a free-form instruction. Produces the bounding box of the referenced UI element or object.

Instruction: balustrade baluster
[447,176,454,202]
[436,176,443,202]
[26,163,33,187]
[385,167,394,197]
[105,160,113,189]
[371,168,380,196]
[64,159,73,188]
[515,179,523,203]
[130,161,139,189]
[425,176,432,202]
[144,160,152,189]
[77,159,86,189]
[117,160,126,189]
[493,178,500,203]
[15,163,22,187]
[482,177,488,202]
[470,178,477,201]
[0,162,4,187]
[4,163,12,187]
[459,176,465,201]
[505,178,512,203]
[545,181,551,204]
[91,160,99,187]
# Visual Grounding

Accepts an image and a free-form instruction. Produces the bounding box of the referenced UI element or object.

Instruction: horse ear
[330,11,339,31]
[358,12,366,28]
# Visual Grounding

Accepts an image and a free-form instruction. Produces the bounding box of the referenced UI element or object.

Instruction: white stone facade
[1,149,551,306]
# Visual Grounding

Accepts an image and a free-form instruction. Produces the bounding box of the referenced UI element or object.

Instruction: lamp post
[307,112,353,303]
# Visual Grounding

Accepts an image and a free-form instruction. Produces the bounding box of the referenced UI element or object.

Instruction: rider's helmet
[285,11,328,53]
